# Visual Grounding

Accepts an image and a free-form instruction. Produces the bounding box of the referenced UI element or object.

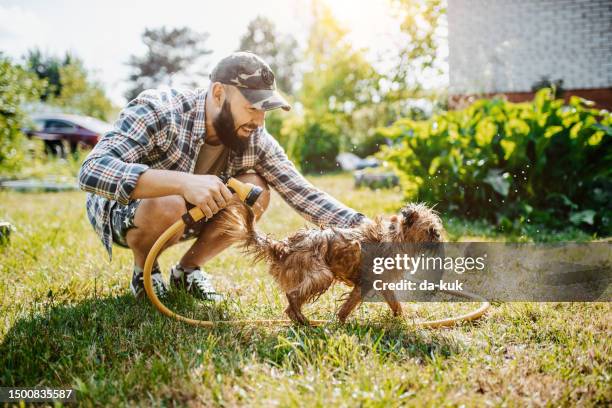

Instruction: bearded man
[78,51,366,301]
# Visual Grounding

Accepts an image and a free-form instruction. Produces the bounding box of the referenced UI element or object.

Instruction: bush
[352,132,391,158]
[0,57,43,177]
[378,89,612,235]
[299,121,341,174]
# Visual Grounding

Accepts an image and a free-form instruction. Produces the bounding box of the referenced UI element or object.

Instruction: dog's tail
[213,200,288,264]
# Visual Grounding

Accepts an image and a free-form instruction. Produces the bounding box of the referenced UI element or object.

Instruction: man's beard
[212,100,250,154]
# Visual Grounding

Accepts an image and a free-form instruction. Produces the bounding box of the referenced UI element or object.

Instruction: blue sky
[0,0,444,106]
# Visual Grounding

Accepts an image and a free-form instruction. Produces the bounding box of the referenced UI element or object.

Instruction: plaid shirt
[78,87,366,259]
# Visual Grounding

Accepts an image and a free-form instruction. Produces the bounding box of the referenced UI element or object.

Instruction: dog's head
[386,202,445,243]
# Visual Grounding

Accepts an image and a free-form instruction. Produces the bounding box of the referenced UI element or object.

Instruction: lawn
[0,173,610,406]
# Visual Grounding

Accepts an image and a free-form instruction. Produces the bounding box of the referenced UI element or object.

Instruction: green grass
[0,173,610,407]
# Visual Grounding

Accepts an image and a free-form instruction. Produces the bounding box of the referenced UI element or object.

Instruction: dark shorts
[110,199,206,248]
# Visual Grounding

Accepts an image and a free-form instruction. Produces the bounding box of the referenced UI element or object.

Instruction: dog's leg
[285,291,308,325]
[337,286,362,323]
[284,263,334,325]
[381,289,403,317]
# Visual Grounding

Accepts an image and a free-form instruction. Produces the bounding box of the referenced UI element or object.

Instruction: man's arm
[254,129,366,228]
[78,93,231,217]
[78,93,164,205]
[131,170,232,219]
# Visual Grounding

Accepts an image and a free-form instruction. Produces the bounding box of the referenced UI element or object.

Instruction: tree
[125,26,213,101]
[53,59,115,121]
[23,49,115,121]
[238,16,301,145]
[238,16,299,96]
[299,1,381,154]
[384,0,447,117]
[23,48,73,101]
[0,54,44,175]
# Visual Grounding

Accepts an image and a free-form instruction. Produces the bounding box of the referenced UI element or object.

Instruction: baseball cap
[210,51,291,111]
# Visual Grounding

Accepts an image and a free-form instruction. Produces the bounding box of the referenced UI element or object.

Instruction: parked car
[335,152,380,171]
[24,114,113,156]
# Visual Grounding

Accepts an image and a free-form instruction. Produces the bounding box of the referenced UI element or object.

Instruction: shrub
[299,120,341,174]
[352,132,391,158]
[378,89,612,235]
[0,56,44,177]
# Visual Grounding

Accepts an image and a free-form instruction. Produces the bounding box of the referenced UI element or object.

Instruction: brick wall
[448,0,612,105]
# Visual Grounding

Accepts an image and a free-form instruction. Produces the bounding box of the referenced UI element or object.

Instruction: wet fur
[215,199,445,324]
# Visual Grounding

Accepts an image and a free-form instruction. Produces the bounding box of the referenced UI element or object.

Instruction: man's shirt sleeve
[78,94,163,205]
[254,129,367,228]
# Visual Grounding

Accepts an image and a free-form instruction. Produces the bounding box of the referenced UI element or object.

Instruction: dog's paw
[285,305,309,325]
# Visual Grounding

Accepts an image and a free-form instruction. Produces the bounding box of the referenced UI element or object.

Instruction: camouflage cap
[210,51,291,111]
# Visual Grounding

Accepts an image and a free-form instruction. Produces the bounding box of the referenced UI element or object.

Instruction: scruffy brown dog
[216,200,444,324]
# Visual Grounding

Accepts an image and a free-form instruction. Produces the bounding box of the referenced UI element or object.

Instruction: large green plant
[299,119,341,174]
[0,56,43,176]
[378,89,611,234]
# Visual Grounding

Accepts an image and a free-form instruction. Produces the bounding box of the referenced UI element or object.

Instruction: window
[45,120,76,132]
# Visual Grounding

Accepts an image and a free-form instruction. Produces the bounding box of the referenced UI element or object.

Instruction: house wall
[447,0,612,108]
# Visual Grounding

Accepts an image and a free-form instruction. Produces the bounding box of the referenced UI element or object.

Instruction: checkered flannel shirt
[78,87,366,259]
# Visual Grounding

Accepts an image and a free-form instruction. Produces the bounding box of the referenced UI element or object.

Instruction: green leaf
[475,120,496,146]
[428,156,441,175]
[544,125,563,139]
[537,113,550,128]
[549,193,578,210]
[593,123,612,136]
[520,202,533,215]
[588,131,604,146]
[570,122,582,139]
[500,139,516,160]
[484,168,510,196]
[570,210,596,226]
[506,118,529,136]
[534,88,552,110]
[570,95,595,107]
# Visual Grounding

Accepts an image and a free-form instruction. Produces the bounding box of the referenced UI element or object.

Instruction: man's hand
[179,174,233,219]
[130,169,233,219]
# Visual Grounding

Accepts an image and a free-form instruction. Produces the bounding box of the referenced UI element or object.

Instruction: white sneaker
[131,269,168,299]
[170,265,224,302]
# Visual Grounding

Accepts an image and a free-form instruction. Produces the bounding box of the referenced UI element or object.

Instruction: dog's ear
[401,207,419,227]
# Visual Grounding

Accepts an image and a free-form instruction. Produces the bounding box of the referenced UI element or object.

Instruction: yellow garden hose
[143,178,490,328]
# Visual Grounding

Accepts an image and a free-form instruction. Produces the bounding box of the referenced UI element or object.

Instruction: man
[78,51,366,301]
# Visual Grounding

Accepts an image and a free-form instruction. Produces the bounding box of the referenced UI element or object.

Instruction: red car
[24,114,113,156]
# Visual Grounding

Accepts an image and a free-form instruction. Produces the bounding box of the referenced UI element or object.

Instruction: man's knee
[126,195,186,249]
[234,172,270,218]
[141,195,186,225]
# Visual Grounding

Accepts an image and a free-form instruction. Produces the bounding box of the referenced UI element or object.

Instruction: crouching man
[78,51,366,301]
